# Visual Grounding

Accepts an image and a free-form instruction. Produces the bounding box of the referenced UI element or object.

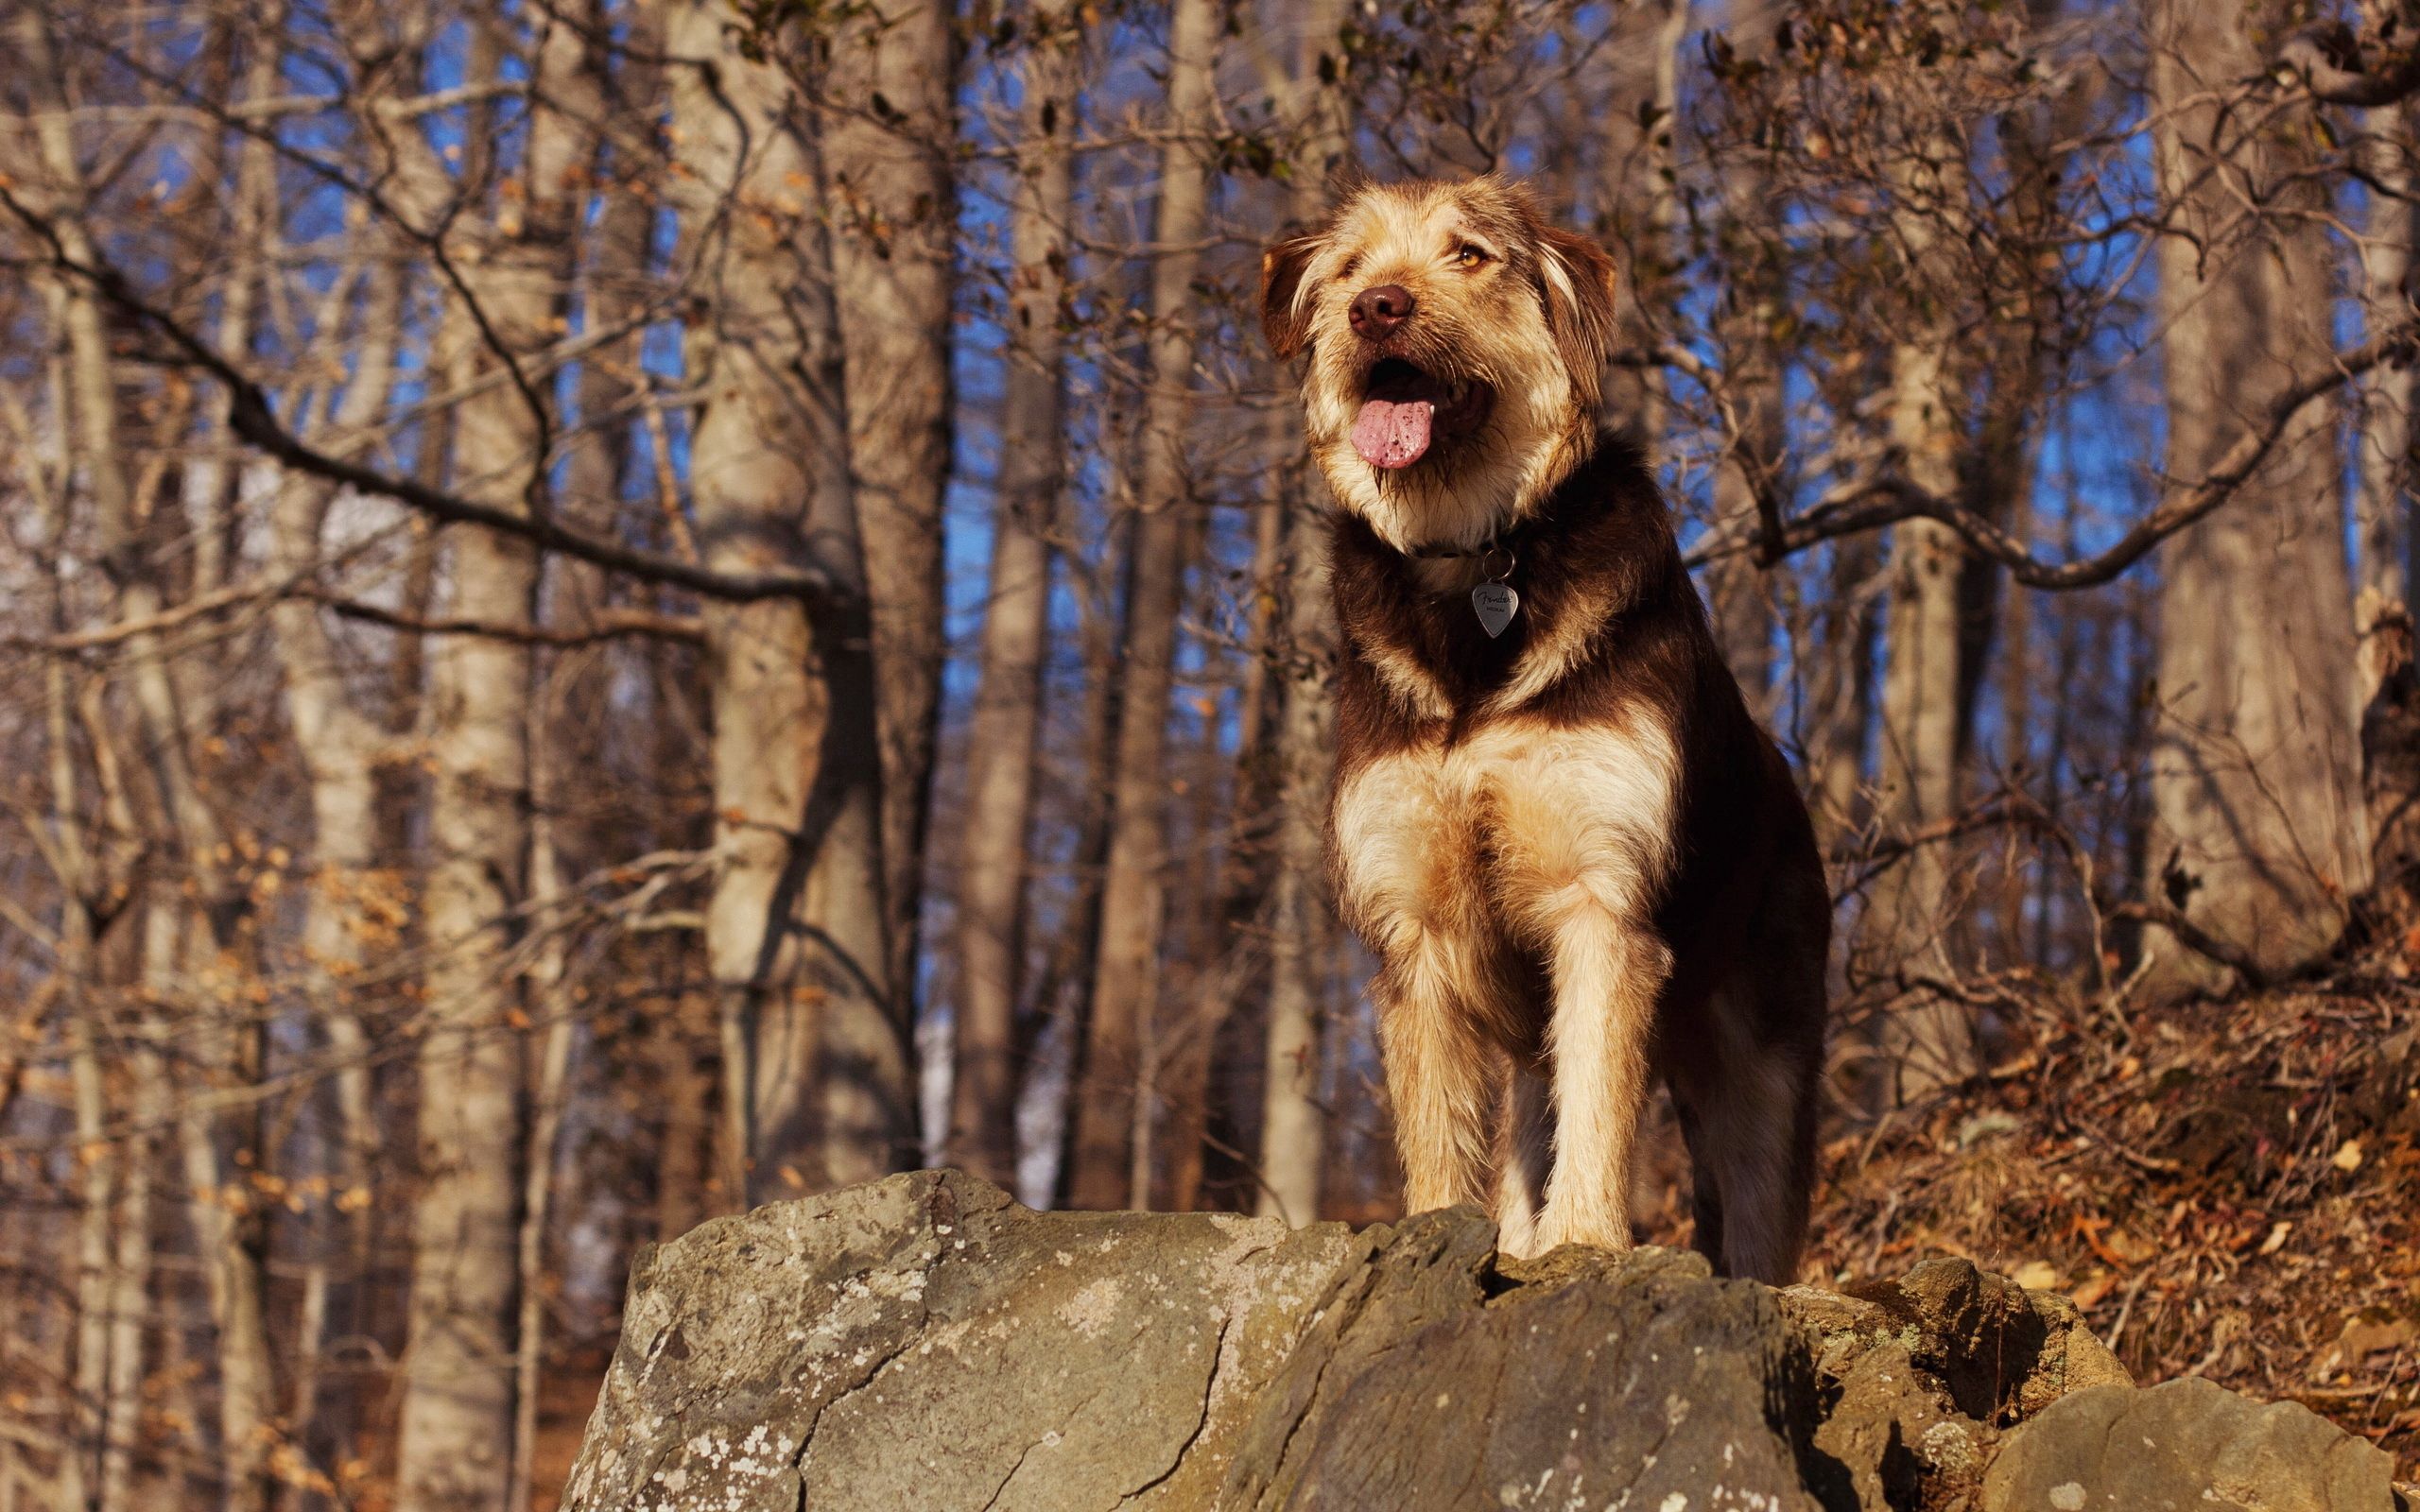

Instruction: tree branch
[1682,322,2417,590]
[0,188,844,608]
[2277,23,2420,109]
[2106,901,2281,992]
[312,593,706,646]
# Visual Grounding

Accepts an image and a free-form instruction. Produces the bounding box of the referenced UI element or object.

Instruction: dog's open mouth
[1350,358,1492,470]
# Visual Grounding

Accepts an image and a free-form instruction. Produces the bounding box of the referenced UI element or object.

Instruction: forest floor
[1735,941,2420,1482]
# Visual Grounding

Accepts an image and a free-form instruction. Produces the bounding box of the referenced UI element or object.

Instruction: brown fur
[1263,176,1829,1280]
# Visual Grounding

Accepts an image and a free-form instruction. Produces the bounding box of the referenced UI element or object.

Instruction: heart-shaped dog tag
[1472,581,1519,637]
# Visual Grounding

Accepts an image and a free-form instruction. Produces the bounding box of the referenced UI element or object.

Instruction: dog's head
[1262,175,1620,553]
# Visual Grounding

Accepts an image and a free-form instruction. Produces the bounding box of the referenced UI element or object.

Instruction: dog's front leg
[1531,902,1670,1252]
[1372,936,1495,1214]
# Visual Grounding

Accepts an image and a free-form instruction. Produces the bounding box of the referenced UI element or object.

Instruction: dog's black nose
[1349,284,1415,339]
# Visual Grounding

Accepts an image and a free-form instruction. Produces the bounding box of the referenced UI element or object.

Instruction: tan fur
[1485,577,1618,716]
[1266,178,1612,554]
[1335,716,1682,1252]
[1269,176,1830,1280]
[1363,639,1455,722]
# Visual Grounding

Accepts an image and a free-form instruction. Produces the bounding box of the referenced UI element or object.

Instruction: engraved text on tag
[1472,582,1519,637]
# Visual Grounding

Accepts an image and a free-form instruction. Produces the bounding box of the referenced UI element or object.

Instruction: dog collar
[1404,539,1521,636]
[1408,539,1515,576]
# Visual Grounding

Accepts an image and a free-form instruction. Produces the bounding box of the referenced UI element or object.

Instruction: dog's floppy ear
[1260,231,1326,359]
[1535,225,1621,385]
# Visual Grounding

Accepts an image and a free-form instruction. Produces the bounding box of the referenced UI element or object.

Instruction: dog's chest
[1330,716,1682,931]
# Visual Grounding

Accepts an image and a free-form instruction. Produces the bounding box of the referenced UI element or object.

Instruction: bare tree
[666,0,893,1203]
[2141,0,2368,996]
[1066,0,1221,1211]
[393,3,602,1502]
[949,2,1082,1187]
[1254,0,1353,1226]
[822,0,959,1077]
[1864,88,1981,1101]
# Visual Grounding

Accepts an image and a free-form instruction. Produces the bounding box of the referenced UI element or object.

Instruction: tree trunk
[948,4,1080,1188]
[394,10,596,1503]
[1865,132,1980,1104]
[1704,145,1784,705]
[1595,0,1689,447]
[14,20,280,1501]
[822,0,958,1040]
[1040,531,1132,1207]
[1066,0,1221,1211]
[2356,100,2420,907]
[1255,494,1338,1225]
[2142,0,2367,995]
[1254,0,1353,1226]
[666,0,897,1203]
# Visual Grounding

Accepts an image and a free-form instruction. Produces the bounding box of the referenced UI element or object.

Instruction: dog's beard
[1302,338,1588,554]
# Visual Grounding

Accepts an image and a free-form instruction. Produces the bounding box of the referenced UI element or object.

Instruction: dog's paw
[1529,1211,1634,1254]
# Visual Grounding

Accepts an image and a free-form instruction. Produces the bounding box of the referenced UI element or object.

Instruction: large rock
[559,1172,2403,1512]
[559,1170,1362,1512]
[1979,1378,2401,1512]
[1222,1225,1824,1511]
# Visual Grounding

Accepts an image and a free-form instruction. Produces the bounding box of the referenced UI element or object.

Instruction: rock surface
[1222,1223,1822,1512]
[560,1170,2407,1512]
[1979,1378,2401,1512]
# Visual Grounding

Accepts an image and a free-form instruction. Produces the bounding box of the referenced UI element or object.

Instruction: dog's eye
[1454,245,1490,268]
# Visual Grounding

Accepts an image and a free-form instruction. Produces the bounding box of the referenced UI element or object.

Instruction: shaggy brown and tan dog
[1262,176,1829,1280]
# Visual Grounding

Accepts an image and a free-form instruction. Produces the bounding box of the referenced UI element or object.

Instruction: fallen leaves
[1787,959,2420,1480]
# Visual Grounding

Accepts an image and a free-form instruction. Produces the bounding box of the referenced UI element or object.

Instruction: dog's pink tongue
[1352,398,1433,470]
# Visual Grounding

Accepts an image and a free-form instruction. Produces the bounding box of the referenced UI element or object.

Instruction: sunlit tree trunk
[16,17,283,1501]
[21,273,111,1512]
[1865,129,1980,1104]
[823,0,958,1063]
[666,0,895,1203]
[2142,0,2367,994]
[1255,491,1338,1225]
[1067,0,1221,1211]
[394,9,596,1504]
[948,4,1080,1186]
[2354,99,2420,907]
[1255,0,1352,1226]
[1705,144,1784,705]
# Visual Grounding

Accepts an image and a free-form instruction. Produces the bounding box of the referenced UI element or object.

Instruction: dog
[1261,176,1830,1281]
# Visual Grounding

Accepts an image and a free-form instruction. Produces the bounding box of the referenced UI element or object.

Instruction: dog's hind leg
[1673,980,1823,1283]
[1494,1064,1553,1257]
[1671,1092,1725,1268]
